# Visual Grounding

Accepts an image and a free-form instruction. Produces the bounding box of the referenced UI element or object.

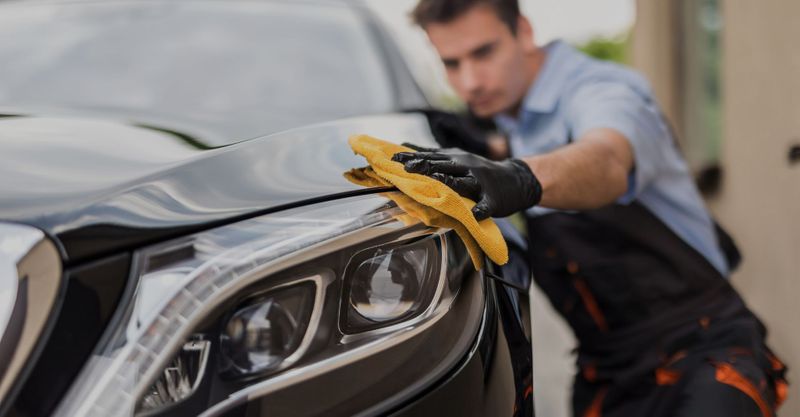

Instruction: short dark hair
[411,0,521,34]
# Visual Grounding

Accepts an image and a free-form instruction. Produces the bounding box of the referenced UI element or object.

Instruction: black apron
[526,202,788,416]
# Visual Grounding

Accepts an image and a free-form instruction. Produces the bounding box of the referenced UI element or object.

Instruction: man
[394,0,789,415]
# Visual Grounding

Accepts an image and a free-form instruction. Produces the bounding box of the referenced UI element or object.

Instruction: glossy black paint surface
[390,279,534,417]
[0,113,437,263]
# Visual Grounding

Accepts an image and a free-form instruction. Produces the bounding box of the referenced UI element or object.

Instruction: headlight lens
[350,253,421,321]
[55,195,471,417]
[219,281,315,379]
[343,237,440,332]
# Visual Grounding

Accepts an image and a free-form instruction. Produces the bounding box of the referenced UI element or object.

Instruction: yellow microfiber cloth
[344,134,508,270]
[345,167,486,269]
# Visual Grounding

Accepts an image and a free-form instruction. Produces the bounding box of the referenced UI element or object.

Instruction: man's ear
[516,15,536,52]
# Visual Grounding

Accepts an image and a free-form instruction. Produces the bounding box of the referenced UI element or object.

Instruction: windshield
[0,1,397,145]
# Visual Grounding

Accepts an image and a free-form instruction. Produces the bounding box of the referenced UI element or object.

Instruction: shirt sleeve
[565,81,673,203]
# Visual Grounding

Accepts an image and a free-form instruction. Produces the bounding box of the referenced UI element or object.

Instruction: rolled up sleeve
[565,81,672,203]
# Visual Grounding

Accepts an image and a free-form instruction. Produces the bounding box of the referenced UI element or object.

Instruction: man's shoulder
[520,41,658,117]
[565,52,653,100]
[543,41,650,97]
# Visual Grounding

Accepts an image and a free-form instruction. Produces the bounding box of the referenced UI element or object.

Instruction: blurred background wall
[633,1,800,415]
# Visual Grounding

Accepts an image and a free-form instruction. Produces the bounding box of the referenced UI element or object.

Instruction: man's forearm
[520,127,634,210]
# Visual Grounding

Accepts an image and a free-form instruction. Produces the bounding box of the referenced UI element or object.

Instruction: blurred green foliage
[577,34,629,64]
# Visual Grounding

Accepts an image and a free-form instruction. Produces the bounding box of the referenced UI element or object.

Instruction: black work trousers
[572,341,786,417]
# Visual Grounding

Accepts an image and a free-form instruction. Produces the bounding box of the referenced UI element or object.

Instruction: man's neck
[506,47,547,119]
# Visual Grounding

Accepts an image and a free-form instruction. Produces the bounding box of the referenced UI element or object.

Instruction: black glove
[392,144,542,221]
[410,109,491,157]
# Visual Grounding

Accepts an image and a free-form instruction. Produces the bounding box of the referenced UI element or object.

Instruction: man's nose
[458,61,481,93]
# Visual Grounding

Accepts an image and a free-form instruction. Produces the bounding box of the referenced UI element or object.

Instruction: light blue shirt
[495,41,728,275]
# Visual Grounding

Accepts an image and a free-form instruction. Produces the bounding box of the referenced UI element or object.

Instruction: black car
[0,1,533,416]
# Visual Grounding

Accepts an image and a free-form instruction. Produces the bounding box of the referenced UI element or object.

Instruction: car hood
[0,113,434,263]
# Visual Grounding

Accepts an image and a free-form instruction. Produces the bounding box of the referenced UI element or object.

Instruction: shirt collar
[521,40,576,113]
[493,40,577,132]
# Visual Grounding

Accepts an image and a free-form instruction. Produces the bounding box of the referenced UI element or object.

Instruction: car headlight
[55,194,477,417]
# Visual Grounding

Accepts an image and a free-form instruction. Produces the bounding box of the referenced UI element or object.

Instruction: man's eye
[442,59,459,70]
[473,44,495,59]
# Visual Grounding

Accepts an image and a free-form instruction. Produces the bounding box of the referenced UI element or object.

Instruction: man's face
[425,5,533,117]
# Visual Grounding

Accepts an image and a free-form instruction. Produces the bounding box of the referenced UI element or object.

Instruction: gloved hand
[392,144,542,221]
